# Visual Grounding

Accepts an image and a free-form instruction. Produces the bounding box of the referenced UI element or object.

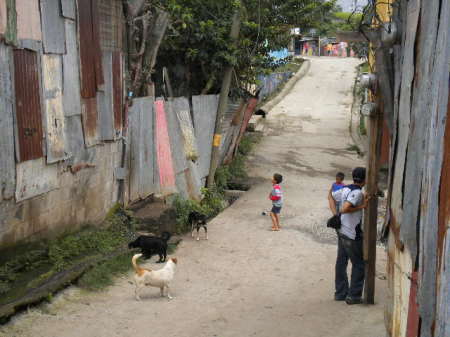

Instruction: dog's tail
[132,253,143,273]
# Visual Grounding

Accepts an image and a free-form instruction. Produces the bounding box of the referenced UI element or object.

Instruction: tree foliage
[151,0,338,97]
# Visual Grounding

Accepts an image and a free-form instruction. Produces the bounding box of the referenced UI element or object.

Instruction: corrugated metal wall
[128,97,157,201]
[192,95,219,179]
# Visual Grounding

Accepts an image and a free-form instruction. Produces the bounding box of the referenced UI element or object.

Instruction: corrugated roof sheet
[13,49,44,162]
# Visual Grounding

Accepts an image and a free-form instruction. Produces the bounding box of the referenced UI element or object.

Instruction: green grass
[360,62,369,73]
[77,252,134,291]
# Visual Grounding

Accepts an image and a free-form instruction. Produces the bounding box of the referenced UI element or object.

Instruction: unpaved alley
[1,57,387,337]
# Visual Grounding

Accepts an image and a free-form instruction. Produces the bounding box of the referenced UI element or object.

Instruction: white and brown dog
[132,253,177,301]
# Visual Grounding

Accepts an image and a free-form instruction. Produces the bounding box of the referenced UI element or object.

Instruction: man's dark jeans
[335,233,365,299]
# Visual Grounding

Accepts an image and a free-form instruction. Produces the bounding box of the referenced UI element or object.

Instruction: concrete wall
[0,143,121,247]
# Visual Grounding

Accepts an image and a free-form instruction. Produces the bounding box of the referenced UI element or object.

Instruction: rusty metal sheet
[61,0,76,19]
[77,0,103,97]
[0,43,15,201]
[219,101,244,163]
[91,0,103,89]
[232,97,258,158]
[40,0,66,53]
[13,49,44,162]
[0,0,6,35]
[15,158,59,202]
[62,19,81,116]
[81,97,99,147]
[98,0,123,51]
[16,0,42,41]
[192,95,219,179]
[439,88,450,266]
[97,51,114,141]
[436,230,450,337]
[155,99,176,194]
[42,54,67,163]
[127,97,156,201]
[112,51,123,132]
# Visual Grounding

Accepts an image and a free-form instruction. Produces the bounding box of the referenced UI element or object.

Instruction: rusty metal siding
[13,49,44,162]
[77,0,103,97]
[112,51,123,131]
[81,97,98,147]
[42,54,67,163]
[16,0,42,41]
[0,43,15,201]
[61,0,76,20]
[97,51,114,141]
[40,0,66,53]
[62,19,81,116]
[98,0,123,51]
[436,231,450,337]
[91,0,103,89]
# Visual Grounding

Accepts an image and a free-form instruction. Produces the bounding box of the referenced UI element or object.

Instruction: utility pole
[207,4,241,187]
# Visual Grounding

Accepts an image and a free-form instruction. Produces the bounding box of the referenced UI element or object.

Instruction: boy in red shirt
[269,173,283,231]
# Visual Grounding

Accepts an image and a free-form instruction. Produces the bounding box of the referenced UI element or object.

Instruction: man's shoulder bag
[327,213,341,229]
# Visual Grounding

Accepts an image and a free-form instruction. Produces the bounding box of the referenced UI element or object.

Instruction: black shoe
[334,295,347,301]
[345,297,363,305]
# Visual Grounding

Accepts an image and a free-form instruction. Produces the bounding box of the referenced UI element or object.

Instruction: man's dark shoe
[345,297,363,305]
[334,295,347,301]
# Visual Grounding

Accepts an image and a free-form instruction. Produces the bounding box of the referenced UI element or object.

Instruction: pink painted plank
[155,99,176,191]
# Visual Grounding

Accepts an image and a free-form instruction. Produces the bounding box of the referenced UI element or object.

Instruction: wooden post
[363,45,388,304]
[206,5,241,187]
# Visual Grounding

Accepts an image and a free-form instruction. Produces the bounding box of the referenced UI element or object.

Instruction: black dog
[128,231,172,263]
[189,211,208,241]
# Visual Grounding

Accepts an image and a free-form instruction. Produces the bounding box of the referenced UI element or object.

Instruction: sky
[336,0,369,12]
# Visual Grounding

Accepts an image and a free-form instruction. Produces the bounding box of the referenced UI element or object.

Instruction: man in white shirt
[334,167,369,305]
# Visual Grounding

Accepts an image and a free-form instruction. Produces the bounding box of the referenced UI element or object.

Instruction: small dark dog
[254,109,267,119]
[128,231,172,263]
[189,211,208,241]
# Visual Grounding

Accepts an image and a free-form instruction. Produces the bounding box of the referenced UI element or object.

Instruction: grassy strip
[0,206,138,320]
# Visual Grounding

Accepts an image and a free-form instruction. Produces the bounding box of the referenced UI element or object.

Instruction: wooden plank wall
[385,1,450,336]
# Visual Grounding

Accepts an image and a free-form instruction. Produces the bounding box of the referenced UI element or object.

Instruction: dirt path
[1,57,387,337]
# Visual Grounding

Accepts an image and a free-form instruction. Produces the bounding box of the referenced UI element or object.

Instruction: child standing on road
[269,173,283,231]
[328,172,345,215]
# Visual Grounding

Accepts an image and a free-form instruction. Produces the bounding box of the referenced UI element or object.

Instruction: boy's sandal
[272,227,280,231]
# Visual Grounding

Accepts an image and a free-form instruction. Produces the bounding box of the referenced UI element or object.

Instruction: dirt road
[1,57,387,337]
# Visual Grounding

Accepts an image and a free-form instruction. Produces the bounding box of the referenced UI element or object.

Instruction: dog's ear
[171,257,178,264]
